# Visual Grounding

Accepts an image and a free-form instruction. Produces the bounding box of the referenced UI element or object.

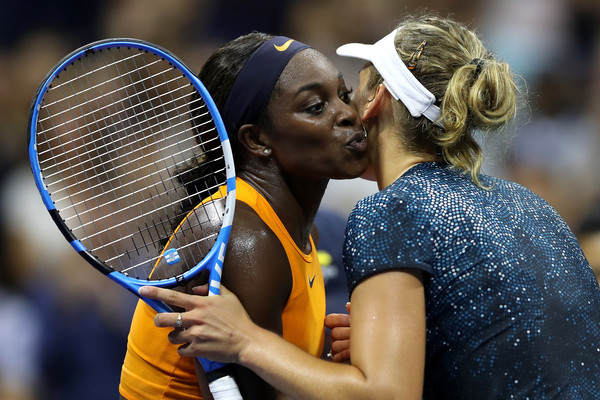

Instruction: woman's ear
[362,84,389,123]
[237,124,271,157]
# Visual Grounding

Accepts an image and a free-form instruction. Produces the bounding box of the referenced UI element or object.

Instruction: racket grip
[200,358,242,400]
[208,375,243,400]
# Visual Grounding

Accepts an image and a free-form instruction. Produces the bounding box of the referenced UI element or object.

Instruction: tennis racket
[27,38,241,399]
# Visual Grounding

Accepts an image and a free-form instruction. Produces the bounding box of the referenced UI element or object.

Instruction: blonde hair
[368,15,520,188]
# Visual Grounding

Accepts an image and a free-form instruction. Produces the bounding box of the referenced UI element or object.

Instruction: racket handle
[200,359,242,400]
[209,375,243,400]
[143,297,241,398]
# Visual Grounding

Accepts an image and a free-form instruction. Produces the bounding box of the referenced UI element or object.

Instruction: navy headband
[222,36,311,136]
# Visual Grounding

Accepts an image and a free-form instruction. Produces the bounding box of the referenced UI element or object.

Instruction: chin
[335,167,369,180]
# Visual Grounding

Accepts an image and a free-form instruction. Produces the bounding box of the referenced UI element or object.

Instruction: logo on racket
[163,249,181,265]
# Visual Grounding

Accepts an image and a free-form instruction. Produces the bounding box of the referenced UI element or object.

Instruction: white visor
[337,29,442,126]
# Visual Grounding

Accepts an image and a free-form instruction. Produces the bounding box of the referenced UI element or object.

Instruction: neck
[238,168,328,251]
[377,147,432,190]
[367,124,435,190]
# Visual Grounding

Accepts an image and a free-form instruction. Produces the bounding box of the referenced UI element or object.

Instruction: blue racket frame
[27,38,237,376]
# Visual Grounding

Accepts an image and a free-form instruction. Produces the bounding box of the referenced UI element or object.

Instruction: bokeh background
[1,0,599,399]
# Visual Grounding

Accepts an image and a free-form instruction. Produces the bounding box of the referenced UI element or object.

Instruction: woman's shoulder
[224,201,293,302]
[230,201,285,256]
[349,162,525,227]
[353,163,450,212]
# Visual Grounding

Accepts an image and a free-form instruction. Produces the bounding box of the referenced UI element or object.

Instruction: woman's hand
[325,302,351,363]
[139,285,255,363]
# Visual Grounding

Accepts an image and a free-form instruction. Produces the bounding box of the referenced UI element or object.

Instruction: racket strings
[39,51,150,107]
[67,168,226,258]
[39,59,214,191]
[38,80,208,176]
[36,46,228,279]
[46,128,218,210]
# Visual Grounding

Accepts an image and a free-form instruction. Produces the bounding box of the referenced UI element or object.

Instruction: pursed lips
[345,130,368,153]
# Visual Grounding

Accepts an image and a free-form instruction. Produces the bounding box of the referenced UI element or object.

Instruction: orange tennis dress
[119,178,325,399]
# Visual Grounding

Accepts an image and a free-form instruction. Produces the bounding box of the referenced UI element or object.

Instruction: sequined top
[344,162,600,399]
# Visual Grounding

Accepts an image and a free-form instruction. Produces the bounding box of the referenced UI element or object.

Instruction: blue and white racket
[27,38,240,399]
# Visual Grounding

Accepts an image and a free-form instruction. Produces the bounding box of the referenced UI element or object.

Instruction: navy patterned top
[344,162,600,399]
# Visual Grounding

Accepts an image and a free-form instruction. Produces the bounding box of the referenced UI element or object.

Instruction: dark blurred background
[1,0,599,398]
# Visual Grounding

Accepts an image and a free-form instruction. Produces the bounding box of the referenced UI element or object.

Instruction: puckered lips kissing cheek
[345,128,368,153]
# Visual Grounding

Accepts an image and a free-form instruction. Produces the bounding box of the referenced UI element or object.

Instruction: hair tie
[469,58,485,79]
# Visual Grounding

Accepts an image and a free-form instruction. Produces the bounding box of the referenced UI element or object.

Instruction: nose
[336,101,358,127]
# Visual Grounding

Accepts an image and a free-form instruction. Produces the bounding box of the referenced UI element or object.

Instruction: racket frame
[27,38,237,311]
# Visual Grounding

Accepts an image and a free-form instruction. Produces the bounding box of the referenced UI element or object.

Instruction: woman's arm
[143,268,426,400]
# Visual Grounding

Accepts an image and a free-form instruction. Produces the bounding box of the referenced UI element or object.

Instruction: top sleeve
[343,190,434,295]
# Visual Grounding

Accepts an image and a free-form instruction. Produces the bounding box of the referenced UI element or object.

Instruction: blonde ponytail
[440,57,518,186]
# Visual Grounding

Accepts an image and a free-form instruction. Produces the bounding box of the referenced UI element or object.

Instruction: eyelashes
[304,87,354,115]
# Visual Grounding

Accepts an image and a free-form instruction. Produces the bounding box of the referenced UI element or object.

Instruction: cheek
[278,135,328,157]
[280,141,343,173]
[293,141,338,166]
[273,119,336,152]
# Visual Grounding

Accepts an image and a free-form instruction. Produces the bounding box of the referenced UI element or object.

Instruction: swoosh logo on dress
[274,39,294,52]
[308,274,316,288]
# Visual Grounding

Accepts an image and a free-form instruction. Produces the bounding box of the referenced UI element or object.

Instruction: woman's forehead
[277,49,340,91]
